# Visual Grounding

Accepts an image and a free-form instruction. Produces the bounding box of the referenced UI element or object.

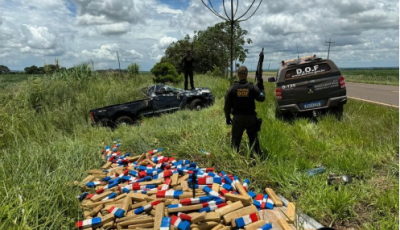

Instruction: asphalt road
[253,75,399,108]
[345,82,399,108]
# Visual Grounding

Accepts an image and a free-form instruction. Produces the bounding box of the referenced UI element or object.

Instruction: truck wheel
[275,108,282,120]
[335,105,344,121]
[100,119,113,127]
[189,99,204,111]
[115,116,134,125]
[275,108,293,121]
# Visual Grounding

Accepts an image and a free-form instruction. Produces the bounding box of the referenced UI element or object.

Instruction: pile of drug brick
[75,143,299,230]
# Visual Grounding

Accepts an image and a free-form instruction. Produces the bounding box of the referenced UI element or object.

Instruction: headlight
[202,89,211,93]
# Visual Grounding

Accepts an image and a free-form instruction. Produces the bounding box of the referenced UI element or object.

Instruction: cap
[237,66,248,75]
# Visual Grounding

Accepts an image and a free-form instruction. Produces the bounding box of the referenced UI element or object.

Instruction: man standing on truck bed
[181,50,195,90]
[224,66,265,156]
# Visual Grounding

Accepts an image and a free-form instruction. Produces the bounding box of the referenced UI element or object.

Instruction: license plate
[304,101,322,109]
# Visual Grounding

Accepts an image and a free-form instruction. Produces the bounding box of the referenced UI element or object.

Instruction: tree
[0,65,10,74]
[161,35,192,74]
[24,65,46,74]
[38,67,45,74]
[127,63,140,77]
[44,64,60,74]
[205,65,223,77]
[162,22,252,76]
[201,0,262,79]
[194,21,252,74]
[43,59,61,74]
[151,62,182,84]
[24,65,39,74]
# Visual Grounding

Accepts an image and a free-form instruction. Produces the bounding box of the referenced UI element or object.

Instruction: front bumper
[278,96,347,113]
[208,96,215,105]
[203,95,215,105]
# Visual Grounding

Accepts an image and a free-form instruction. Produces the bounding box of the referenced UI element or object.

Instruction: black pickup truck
[90,85,214,127]
[268,56,347,120]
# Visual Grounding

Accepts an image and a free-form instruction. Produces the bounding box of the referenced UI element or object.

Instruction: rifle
[254,48,264,91]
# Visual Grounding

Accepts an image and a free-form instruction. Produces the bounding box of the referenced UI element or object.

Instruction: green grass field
[342,69,399,86]
[249,71,276,77]
[0,70,398,229]
[0,74,43,88]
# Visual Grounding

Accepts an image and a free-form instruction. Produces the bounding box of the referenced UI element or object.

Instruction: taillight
[275,87,282,100]
[90,111,95,122]
[339,76,346,89]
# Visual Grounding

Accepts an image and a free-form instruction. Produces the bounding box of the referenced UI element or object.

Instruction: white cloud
[20,46,65,56]
[156,5,183,15]
[81,44,143,62]
[159,36,178,49]
[149,36,178,61]
[259,14,308,35]
[18,0,66,9]
[237,0,399,68]
[96,22,131,35]
[21,25,58,50]
[174,1,217,32]
[0,0,398,70]
[17,24,65,56]
[77,14,114,25]
[82,45,116,61]
[74,0,151,34]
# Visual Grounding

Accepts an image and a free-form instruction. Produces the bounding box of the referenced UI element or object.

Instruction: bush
[205,65,223,77]
[127,63,140,77]
[24,65,44,74]
[44,64,59,74]
[151,62,182,84]
[0,65,10,74]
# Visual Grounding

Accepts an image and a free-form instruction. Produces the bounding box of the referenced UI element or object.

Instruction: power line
[325,38,335,59]
[201,0,263,81]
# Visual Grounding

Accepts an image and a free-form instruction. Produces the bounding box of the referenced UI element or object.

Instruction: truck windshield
[156,85,181,93]
[148,86,155,95]
[165,86,180,91]
[284,63,331,80]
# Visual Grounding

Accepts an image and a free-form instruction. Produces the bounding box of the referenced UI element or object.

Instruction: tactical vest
[231,81,256,116]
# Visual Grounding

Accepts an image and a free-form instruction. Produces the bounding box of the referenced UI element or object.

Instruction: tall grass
[0,69,398,229]
[342,69,399,86]
[0,74,43,89]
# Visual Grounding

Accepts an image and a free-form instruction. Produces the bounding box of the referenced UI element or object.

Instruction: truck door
[152,86,184,113]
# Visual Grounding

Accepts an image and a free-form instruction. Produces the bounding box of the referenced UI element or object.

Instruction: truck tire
[334,104,344,121]
[100,119,113,127]
[189,99,204,111]
[115,116,134,125]
[275,108,282,120]
[275,108,293,121]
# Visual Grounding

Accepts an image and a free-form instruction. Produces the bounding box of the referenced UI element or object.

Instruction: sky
[0,0,398,71]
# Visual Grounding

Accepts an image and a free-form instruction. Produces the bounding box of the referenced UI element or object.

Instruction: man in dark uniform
[181,50,195,90]
[224,66,265,155]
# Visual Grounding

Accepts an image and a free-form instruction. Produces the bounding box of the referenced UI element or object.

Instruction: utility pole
[325,38,335,59]
[116,51,121,76]
[201,0,262,82]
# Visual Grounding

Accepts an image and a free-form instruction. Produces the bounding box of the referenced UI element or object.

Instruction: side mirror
[267,77,276,82]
